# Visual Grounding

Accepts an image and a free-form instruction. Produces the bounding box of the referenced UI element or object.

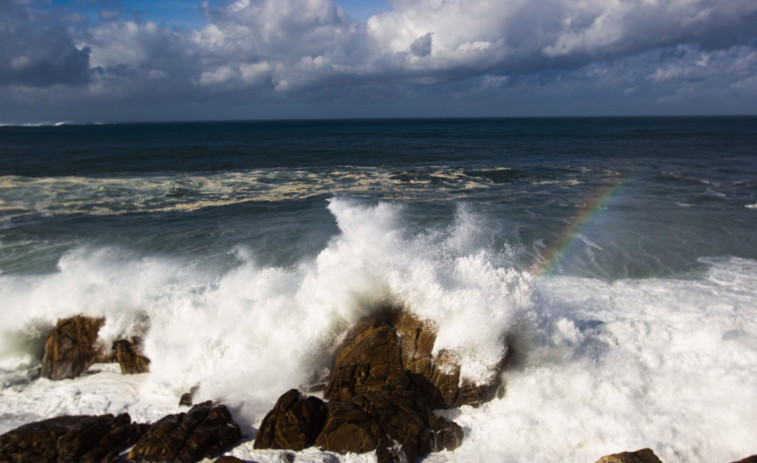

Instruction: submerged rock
[127,401,242,462]
[41,315,105,380]
[112,337,150,374]
[0,413,148,463]
[254,389,327,450]
[595,448,664,463]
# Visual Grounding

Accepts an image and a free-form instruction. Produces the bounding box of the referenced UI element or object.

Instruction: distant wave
[0,121,109,127]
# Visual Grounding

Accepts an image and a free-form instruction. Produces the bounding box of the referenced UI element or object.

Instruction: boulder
[253,389,327,450]
[112,337,150,374]
[41,315,105,380]
[324,322,412,402]
[127,401,242,462]
[0,413,148,463]
[595,448,663,463]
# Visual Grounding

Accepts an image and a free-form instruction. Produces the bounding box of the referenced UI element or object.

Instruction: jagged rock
[180,385,200,406]
[315,308,469,462]
[127,401,242,462]
[595,448,664,463]
[41,315,105,380]
[315,400,385,456]
[324,321,412,402]
[113,337,150,374]
[253,389,327,450]
[0,413,148,463]
[258,306,504,462]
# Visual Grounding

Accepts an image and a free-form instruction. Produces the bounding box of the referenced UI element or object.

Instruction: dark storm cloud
[0,0,755,120]
[0,0,91,87]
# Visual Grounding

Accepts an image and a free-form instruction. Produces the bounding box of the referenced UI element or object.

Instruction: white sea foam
[0,201,756,462]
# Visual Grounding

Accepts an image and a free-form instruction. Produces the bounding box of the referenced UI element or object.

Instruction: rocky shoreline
[0,312,754,463]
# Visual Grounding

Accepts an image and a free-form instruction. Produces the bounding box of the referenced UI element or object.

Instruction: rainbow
[531,175,628,276]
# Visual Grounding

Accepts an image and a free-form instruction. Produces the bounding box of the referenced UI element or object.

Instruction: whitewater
[1,198,755,462]
[0,117,755,462]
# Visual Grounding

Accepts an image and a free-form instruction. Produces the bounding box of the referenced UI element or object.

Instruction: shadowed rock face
[253,389,327,451]
[112,337,150,374]
[0,413,148,463]
[127,401,242,463]
[41,315,105,380]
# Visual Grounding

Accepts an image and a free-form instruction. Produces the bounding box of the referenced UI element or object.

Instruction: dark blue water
[1,117,756,279]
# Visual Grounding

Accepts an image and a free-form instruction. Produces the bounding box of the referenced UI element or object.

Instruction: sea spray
[0,199,529,432]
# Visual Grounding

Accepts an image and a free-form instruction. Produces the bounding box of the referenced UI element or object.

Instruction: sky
[1,0,756,122]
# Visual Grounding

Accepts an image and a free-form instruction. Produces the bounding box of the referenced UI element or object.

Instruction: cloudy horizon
[1,0,756,123]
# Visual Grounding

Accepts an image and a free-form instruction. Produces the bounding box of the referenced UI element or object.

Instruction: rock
[112,337,150,374]
[253,389,327,450]
[732,457,757,463]
[258,306,506,462]
[41,315,105,380]
[180,385,200,406]
[324,322,412,402]
[127,401,242,462]
[315,400,385,456]
[595,448,664,463]
[314,308,470,462]
[214,457,247,463]
[0,413,147,463]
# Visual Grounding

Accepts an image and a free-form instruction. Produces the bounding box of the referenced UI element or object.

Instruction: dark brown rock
[180,385,200,406]
[127,401,242,463]
[595,448,664,463]
[731,457,757,463]
[214,457,246,463]
[324,321,411,402]
[0,413,147,463]
[260,306,507,462]
[253,389,327,450]
[315,400,384,456]
[113,337,150,374]
[41,315,105,380]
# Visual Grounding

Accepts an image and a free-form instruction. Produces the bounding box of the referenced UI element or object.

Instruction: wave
[1,200,756,462]
[0,166,615,222]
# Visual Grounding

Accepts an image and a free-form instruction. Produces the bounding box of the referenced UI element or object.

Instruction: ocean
[0,117,755,462]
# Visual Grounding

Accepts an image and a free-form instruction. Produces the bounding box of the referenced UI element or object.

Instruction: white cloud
[0,0,756,120]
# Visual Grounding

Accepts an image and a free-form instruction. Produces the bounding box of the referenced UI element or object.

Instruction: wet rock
[214,457,246,463]
[324,322,412,402]
[180,385,200,406]
[259,306,505,462]
[315,308,470,462]
[127,401,242,462]
[41,315,105,380]
[112,337,150,374]
[315,400,384,456]
[595,448,664,463]
[0,413,148,463]
[254,389,327,450]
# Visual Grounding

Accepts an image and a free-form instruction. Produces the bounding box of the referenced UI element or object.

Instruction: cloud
[0,0,91,87]
[0,0,755,120]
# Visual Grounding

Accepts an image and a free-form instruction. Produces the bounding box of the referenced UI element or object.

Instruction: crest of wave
[0,198,531,427]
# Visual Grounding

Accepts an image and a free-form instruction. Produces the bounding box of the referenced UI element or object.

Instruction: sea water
[0,117,756,462]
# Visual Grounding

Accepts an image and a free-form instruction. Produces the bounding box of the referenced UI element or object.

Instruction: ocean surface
[0,117,756,462]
